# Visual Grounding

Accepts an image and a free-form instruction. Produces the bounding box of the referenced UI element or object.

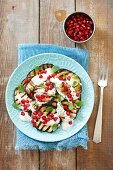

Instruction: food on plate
[12,64,83,132]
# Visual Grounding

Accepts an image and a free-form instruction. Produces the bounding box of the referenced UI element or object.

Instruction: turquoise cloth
[15,44,88,150]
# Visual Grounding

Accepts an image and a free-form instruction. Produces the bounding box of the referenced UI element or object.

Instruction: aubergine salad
[13,64,83,133]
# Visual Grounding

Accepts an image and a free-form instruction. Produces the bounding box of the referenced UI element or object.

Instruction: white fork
[93,65,108,143]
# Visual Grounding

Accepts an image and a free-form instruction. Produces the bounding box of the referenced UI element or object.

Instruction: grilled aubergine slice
[24,64,53,98]
[32,100,61,133]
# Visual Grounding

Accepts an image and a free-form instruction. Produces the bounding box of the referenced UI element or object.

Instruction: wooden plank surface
[1,0,113,169]
[39,0,76,170]
[76,0,113,169]
[0,1,40,170]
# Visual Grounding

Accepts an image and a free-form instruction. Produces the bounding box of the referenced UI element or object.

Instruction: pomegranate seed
[23,106,28,110]
[47,75,51,80]
[67,76,71,81]
[83,20,86,23]
[42,116,46,120]
[69,121,73,125]
[26,103,30,107]
[67,94,72,98]
[49,113,54,117]
[76,93,80,97]
[32,122,36,127]
[49,86,53,90]
[73,36,78,41]
[38,98,42,102]
[33,111,38,115]
[37,111,43,116]
[36,115,40,119]
[45,94,49,98]
[80,16,83,20]
[64,86,68,91]
[53,117,58,121]
[63,105,68,110]
[68,89,71,93]
[66,112,70,116]
[89,21,93,25]
[51,73,56,77]
[89,30,93,34]
[39,75,43,78]
[32,115,37,119]
[21,112,25,116]
[41,95,45,99]
[25,99,29,103]
[46,117,50,122]
[45,87,49,92]
[62,82,65,86]
[36,94,40,99]
[21,99,26,104]
[31,119,36,123]
[69,98,73,101]
[45,81,50,86]
[34,105,39,110]
[42,121,47,124]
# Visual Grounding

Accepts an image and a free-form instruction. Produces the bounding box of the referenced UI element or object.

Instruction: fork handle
[93,87,104,143]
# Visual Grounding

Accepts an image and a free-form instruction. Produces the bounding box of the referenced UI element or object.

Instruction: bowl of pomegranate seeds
[63,12,95,43]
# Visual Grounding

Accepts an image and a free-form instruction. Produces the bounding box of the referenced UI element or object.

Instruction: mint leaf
[12,103,20,110]
[68,103,74,110]
[40,83,45,88]
[52,124,58,131]
[18,84,24,92]
[58,95,64,102]
[35,66,40,72]
[63,74,67,79]
[73,81,77,87]
[51,94,57,97]
[51,65,60,73]
[46,106,54,112]
[56,83,62,88]
[76,101,84,107]
[35,102,39,106]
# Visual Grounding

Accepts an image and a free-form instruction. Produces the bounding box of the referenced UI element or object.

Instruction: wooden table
[0,0,113,169]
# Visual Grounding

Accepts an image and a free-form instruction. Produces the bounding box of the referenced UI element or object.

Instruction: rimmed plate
[5,53,94,142]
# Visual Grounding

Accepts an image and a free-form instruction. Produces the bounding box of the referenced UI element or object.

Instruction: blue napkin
[15,44,88,151]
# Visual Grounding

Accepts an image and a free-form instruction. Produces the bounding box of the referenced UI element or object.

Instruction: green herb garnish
[51,65,60,73]
[68,103,74,110]
[51,94,57,97]
[73,81,77,87]
[12,103,20,110]
[52,124,58,131]
[57,83,62,88]
[35,102,39,106]
[76,101,84,107]
[18,84,24,93]
[58,95,64,102]
[35,66,40,73]
[40,83,45,88]
[63,74,67,79]
[46,106,54,112]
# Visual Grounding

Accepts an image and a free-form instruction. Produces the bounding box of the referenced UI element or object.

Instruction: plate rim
[5,53,94,142]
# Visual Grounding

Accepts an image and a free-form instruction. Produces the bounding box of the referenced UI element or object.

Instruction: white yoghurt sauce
[32,68,52,85]
[51,76,80,101]
[62,118,73,130]
[19,112,31,122]
[56,102,74,130]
